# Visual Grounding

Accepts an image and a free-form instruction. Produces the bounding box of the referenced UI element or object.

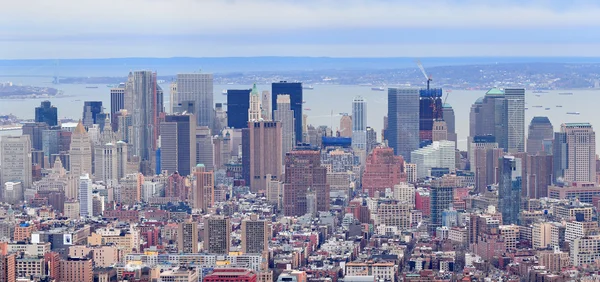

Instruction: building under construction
[419,88,443,147]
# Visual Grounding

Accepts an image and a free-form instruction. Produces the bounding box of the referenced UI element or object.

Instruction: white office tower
[411,140,456,179]
[248,84,261,122]
[352,96,367,150]
[69,121,92,178]
[274,94,295,164]
[78,174,93,218]
[261,90,271,121]
[95,142,118,184]
[0,135,32,201]
[169,81,178,114]
[176,73,214,127]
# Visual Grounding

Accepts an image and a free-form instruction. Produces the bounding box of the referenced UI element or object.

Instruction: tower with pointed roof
[248,84,262,122]
[69,120,92,179]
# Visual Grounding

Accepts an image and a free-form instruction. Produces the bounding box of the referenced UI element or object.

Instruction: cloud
[2,0,600,39]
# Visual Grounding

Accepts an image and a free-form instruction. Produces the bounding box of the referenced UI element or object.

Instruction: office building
[366,126,377,153]
[283,148,330,216]
[419,88,443,145]
[69,121,92,178]
[261,90,271,121]
[81,101,103,128]
[34,100,58,127]
[525,154,553,199]
[571,235,600,267]
[442,104,457,144]
[204,216,231,254]
[352,96,367,150]
[178,221,199,253]
[59,257,93,282]
[271,81,303,143]
[94,142,118,184]
[110,85,125,130]
[527,117,554,155]
[469,135,499,193]
[3,182,23,205]
[227,89,251,129]
[215,102,227,132]
[339,114,352,137]
[176,73,213,128]
[169,81,178,114]
[248,121,283,192]
[499,156,522,225]
[429,176,458,233]
[387,88,419,161]
[432,120,448,141]
[274,94,295,162]
[362,147,406,197]
[559,123,596,183]
[504,88,525,153]
[469,88,507,150]
[126,71,161,173]
[160,114,197,176]
[411,140,456,179]
[195,126,214,172]
[22,122,49,151]
[78,174,92,218]
[249,84,262,122]
[0,135,32,193]
[192,164,214,211]
[241,214,269,254]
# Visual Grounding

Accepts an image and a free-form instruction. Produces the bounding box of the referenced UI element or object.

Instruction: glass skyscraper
[387,88,419,161]
[227,89,251,129]
[35,100,58,126]
[271,81,303,144]
[499,155,522,225]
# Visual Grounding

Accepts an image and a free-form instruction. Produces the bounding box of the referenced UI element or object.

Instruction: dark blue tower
[227,89,251,129]
[34,100,58,126]
[271,81,303,144]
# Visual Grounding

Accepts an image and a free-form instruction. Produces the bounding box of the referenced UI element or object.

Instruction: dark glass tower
[35,100,58,126]
[499,155,522,225]
[387,88,419,161]
[82,101,103,126]
[227,89,251,129]
[271,82,303,143]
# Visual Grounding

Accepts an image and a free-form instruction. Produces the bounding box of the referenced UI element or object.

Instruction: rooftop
[564,122,592,127]
[485,87,504,96]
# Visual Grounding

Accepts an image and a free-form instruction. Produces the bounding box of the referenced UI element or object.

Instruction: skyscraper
[177,221,199,253]
[387,88,419,161]
[169,81,178,114]
[429,176,457,233]
[69,121,92,178]
[110,85,125,130]
[78,173,92,218]
[561,123,596,183]
[352,96,367,150]
[195,126,214,172]
[192,164,214,211]
[283,148,330,216]
[22,122,49,151]
[94,142,118,184]
[525,154,553,199]
[499,156,522,225]
[241,214,269,255]
[126,71,161,173]
[176,73,214,128]
[272,81,303,144]
[419,88,443,145]
[527,116,554,155]
[366,126,377,153]
[82,101,103,127]
[204,215,231,254]
[339,114,352,137]
[442,104,457,144]
[362,147,406,197]
[35,100,58,127]
[410,140,456,179]
[160,114,197,176]
[261,90,271,121]
[469,135,499,193]
[0,135,32,201]
[248,121,283,192]
[227,89,251,129]
[504,88,525,153]
[248,84,262,122]
[274,95,295,163]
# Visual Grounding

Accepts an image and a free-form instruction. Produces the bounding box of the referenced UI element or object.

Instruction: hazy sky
[2,0,600,58]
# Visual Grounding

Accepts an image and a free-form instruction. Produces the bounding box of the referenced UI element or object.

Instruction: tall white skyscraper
[69,121,92,178]
[248,84,261,122]
[274,94,295,163]
[0,135,32,203]
[561,123,596,183]
[176,73,214,128]
[352,96,367,150]
[261,90,271,121]
[78,174,92,218]
[94,142,118,184]
[505,88,525,153]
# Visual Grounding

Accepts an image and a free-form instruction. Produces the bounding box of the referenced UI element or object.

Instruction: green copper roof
[196,164,205,167]
[442,103,452,108]
[564,123,591,127]
[486,88,504,96]
[251,83,259,96]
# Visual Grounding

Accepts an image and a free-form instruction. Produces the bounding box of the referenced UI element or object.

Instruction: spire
[251,83,259,96]
[74,120,86,134]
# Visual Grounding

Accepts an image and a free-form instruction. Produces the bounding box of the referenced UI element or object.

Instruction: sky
[2,0,600,59]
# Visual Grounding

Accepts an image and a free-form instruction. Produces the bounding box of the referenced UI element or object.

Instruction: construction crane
[415,59,432,90]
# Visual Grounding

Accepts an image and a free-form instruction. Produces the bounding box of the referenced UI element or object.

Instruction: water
[1,77,599,151]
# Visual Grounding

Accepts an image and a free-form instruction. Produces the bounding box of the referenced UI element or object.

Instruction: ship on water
[532,90,548,93]
[302,85,314,90]
[371,86,385,91]
[567,112,580,115]
[85,86,98,89]
[559,92,573,95]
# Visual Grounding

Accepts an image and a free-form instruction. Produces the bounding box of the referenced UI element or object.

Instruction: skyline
[3,0,600,58]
